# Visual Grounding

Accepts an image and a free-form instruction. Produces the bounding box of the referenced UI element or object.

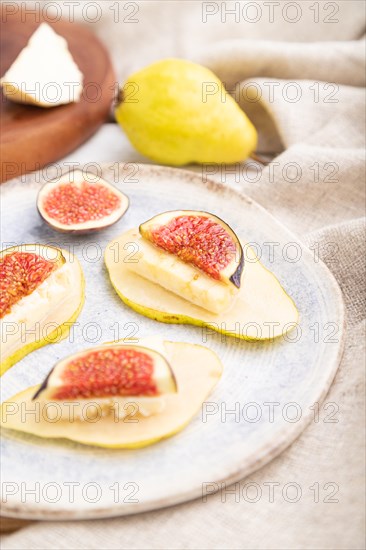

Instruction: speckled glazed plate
[0,164,344,520]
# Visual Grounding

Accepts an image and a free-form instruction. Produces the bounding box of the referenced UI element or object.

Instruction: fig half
[37,170,129,234]
[140,210,243,287]
[1,338,223,448]
[0,244,84,375]
[33,342,177,402]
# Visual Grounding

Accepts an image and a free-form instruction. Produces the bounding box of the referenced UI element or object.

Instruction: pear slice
[0,244,85,375]
[0,340,223,448]
[0,23,83,107]
[105,229,299,340]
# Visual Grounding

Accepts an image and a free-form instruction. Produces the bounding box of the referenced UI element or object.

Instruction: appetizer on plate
[0,244,84,375]
[105,210,298,340]
[0,337,223,448]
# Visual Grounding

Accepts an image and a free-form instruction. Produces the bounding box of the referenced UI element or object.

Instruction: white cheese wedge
[0,22,83,107]
[126,235,239,314]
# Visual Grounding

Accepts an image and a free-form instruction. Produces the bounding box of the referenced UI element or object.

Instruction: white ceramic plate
[0,164,344,520]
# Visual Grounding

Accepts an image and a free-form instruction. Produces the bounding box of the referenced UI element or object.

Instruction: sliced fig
[127,230,238,314]
[0,246,64,318]
[105,229,299,340]
[33,344,177,402]
[140,210,243,288]
[1,339,223,448]
[0,244,84,375]
[37,170,129,234]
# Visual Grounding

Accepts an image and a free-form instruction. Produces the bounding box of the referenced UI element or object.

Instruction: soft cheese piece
[127,234,239,314]
[0,23,83,107]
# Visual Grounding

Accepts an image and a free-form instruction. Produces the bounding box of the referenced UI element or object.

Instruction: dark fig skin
[32,367,53,400]
[229,250,244,288]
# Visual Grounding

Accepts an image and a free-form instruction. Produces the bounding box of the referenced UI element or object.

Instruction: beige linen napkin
[1,1,365,548]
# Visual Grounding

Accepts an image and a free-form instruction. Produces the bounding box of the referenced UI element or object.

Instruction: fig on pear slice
[140,210,244,288]
[0,244,85,375]
[105,229,299,340]
[33,343,177,402]
[0,339,223,448]
[37,170,129,234]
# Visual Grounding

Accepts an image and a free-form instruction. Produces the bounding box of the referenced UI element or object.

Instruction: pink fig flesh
[0,251,59,318]
[42,181,121,225]
[33,346,177,401]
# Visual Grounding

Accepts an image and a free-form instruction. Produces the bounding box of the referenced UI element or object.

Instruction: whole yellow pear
[115,59,257,165]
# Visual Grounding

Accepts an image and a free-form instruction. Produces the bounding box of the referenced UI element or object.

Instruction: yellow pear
[115,59,257,165]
